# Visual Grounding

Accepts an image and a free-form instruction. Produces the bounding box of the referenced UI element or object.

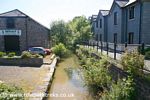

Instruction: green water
[47,54,93,100]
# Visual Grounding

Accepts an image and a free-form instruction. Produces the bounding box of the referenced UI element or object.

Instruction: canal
[47,54,93,100]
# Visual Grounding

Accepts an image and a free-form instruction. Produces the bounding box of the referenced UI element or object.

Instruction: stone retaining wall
[0,58,43,66]
[109,64,150,100]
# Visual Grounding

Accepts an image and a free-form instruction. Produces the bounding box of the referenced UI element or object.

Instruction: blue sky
[0,0,113,28]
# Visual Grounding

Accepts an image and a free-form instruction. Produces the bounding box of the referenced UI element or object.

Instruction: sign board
[0,30,21,36]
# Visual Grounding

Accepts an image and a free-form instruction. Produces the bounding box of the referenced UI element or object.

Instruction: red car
[45,48,51,55]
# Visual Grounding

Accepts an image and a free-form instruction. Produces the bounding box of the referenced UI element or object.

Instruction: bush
[0,83,24,99]
[145,51,150,60]
[101,77,136,100]
[21,51,33,59]
[32,54,43,58]
[121,50,144,76]
[7,52,16,57]
[52,43,68,58]
[0,52,6,57]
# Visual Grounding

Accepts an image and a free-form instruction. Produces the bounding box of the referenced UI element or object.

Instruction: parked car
[28,47,46,56]
[45,48,51,55]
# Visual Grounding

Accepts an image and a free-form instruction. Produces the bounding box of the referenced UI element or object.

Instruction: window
[114,33,117,43]
[100,34,102,41]
[96,21,98,28]
[129,6,135,19]
[114,12,118,25]
[6,18,15,29]
[100,19,102,28]
[128,32,134,44]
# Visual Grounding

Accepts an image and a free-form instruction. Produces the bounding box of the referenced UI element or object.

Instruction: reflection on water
[47,54,93,100]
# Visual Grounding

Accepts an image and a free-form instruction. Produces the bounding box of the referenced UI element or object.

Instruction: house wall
[97,14,105,41]
[107,3,122,43]
[141,2,150,44]
[125,3,141,44]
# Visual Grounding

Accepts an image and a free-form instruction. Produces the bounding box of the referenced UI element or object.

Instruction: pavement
[0,54,57,100]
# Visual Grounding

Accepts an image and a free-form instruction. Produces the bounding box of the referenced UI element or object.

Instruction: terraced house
[0,9,50,51]
[91,0,150,44]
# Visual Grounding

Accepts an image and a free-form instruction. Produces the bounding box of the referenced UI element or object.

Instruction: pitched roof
[115,0,137,7]
[100,10,109,16]
[115,1,129,7]
[0,9,50,30]
[125,0,137,6]
[0,9,26,17]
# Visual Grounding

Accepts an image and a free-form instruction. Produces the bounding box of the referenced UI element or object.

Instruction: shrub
[52,43,68,58]
[7,52,16,57]
[0,52,6,57]
[32,54,43,58]
[144,47,150,53]
[121,50,144,76]
[0,83,24,99]
[21,51,33,59]
[101,77,136,100]
[145,51,150,60]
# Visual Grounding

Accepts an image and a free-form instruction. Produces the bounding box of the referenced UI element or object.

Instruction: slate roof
[91,15,97,22]
[125,0,137,6]
[0,9,50,29]
[115,0,137,7]
[100,10,109,16]
[115,1,129,7]
[0,9,26,17]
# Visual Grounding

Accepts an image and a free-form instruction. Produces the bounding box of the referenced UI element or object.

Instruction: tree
[50,20,71,46]
[68,16,92,42]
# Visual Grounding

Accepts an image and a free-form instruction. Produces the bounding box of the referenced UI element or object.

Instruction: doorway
[4,35,20,51]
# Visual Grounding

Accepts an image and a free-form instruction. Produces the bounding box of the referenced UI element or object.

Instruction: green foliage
[50,16,92,50]
[0,83,24,100]
[68,16,92,42]
[21,51,42,59]
[101,76,136,100]
[50,20,71,47]
[52,43,68,58]
[76,46,136,99]
[0,52,6,57]
[7,52,16,57]
[21,51,33,59]
[144,47,150,53]
[145,51,150,60]
[121,50,144,76]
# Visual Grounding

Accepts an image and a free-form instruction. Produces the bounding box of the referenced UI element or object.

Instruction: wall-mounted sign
[0,30,21,36]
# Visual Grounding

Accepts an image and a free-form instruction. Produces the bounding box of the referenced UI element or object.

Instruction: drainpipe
[139,1,142,44]
[25,16,28,50]
[125,7,128,43]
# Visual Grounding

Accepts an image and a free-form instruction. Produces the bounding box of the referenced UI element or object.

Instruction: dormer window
[129,6,135,19]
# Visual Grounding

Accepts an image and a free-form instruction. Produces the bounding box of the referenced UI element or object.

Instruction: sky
[0,0,113,28]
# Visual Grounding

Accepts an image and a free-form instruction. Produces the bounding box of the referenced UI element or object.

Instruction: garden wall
[0,58,43,67]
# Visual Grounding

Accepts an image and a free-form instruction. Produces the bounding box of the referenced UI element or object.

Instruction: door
[4,35,20,51]
[128,32,134,44]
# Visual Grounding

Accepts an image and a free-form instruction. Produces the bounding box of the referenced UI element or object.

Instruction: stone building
[0,9,50,51]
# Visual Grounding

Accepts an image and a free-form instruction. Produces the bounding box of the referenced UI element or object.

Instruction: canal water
[47,54,93,100]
